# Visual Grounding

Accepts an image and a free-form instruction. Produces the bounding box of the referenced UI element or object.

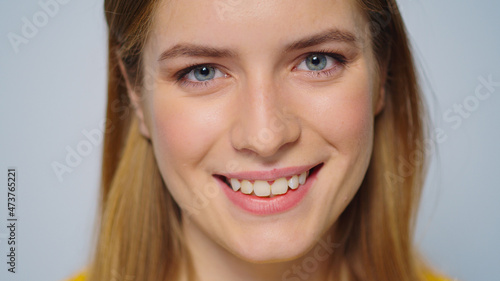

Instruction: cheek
[153,106,202,162]
[304,80,375,154]
[148,94,226,173]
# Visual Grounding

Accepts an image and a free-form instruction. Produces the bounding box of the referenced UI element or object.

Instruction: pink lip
[216,164,322,215]
[219,164,316,181]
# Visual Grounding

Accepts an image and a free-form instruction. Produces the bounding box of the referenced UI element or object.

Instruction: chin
[226,229,317,263]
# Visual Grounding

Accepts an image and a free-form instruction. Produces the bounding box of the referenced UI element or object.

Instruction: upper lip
[216,163,319,181]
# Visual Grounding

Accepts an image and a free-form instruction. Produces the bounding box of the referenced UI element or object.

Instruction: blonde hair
[90,0,430,280]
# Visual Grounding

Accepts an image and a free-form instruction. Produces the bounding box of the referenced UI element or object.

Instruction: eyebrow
[157,28,358,62]
[284,28,358,52]
[158,45,236,62]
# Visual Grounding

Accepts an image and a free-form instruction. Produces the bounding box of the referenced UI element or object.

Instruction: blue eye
[297,54,335,71]
[307,54,327,70]
[194,66,215,81]
[185,66,225,82]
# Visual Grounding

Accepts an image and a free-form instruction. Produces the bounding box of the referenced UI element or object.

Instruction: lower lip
[216,165,321,216]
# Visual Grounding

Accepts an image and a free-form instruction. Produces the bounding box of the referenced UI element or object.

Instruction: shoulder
[65,272,86,281]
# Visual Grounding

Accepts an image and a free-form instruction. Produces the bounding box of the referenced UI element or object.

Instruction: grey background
[0,0,499,280]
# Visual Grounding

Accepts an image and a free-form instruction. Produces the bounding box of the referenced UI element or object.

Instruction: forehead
[148,0,368,52]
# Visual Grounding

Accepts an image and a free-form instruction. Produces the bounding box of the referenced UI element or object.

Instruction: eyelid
[290,51,349,82]
[184,66,225,82]
[294,52,347,71]
[175,63,224,81]
[174,63,230,90]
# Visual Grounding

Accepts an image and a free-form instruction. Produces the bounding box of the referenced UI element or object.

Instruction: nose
[230,76,301,159]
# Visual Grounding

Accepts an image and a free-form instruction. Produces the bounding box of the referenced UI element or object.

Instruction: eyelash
[174,50,348,88]
[174,64,221,89]
[296,50,348,78]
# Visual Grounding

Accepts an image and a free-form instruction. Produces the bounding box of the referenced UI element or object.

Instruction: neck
[179,220,346,281]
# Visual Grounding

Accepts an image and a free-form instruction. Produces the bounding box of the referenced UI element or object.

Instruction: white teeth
[230,178,241,191]
[271,178,288,195]
[253,180,271,197]
[240,180,253,194]
[288,175,299,189]
[227,170,311,197]
[299,171,307,185]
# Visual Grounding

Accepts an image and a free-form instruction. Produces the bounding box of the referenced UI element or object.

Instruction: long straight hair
[89,0,429,280]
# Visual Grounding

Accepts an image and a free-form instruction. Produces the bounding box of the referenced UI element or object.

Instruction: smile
[215,163,323,215]
[225,171,309,197]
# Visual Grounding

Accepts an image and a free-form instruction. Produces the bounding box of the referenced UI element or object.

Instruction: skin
[125,0,385,280]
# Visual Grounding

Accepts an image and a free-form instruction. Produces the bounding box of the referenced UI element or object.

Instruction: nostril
[229,111,301,159]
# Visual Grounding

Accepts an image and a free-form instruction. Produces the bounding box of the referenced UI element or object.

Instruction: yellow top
[67,272,86,281]
[426,273,450,281]
[67,272,450,281]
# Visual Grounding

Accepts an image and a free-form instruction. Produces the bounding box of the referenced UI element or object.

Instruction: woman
[70,0,450,280]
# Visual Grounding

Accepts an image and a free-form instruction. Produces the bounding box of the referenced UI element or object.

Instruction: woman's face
[135,0,383,262]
